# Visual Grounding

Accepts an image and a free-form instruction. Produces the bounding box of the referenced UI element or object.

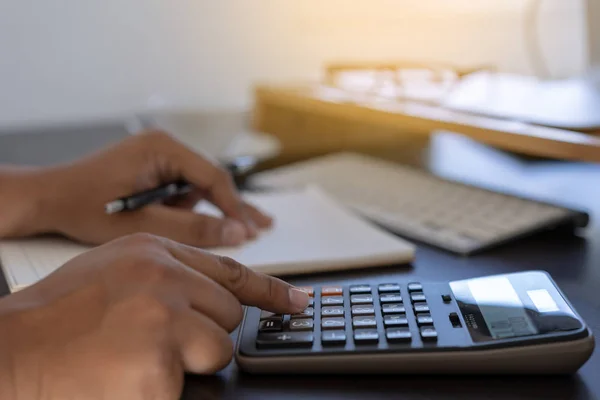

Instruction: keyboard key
[321,317,345,329]
[384,315,409,327]
[379,294,403,303]
[322,330,347,345]
[408,282,423,292]
[259,319,283,332]
[354,329,379,343]
[291,307,314,319]
[256,332,313,348]
[442,294,452,303]
[289,318,314,331]
[382,304,406,314]
[321,296,344,306]
[260,310,283,320]
[420,327,438,341]
[378,283,400,293]
[352,316,377,328]
[351,305,375,316]
[321,306,345,317]
[308,298,314,307]
[413,303,430,313]
[321,286,343,296]
[386,328,412,342]
[350,294,373,304]
[350,284,372,294]
[410,293,427,303]
[417,315,434,326]
[298,287,314,297]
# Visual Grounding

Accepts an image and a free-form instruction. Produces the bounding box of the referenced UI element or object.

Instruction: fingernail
[221,220,246,246]
[289,288,310,311]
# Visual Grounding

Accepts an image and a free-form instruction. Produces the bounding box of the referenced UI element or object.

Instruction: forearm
[0,317,16,399]
[0,166,49,238]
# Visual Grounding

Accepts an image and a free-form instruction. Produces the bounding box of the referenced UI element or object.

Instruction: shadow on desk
[225,371,592,400]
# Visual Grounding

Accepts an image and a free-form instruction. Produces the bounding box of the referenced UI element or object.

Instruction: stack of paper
[0,186,415,293]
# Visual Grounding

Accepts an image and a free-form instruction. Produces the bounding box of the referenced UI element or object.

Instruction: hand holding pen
[23,131,272,248]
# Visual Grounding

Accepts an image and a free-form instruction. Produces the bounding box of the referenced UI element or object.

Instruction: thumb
[137,206,248,248]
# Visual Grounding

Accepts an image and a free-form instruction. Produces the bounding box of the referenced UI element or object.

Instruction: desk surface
[1,125,600,400]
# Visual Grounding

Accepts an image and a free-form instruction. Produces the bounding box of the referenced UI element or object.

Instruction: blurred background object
[0,0,593,128]
[0,0,598,166]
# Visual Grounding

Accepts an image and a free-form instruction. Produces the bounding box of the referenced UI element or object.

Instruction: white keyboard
[250,152,589,254]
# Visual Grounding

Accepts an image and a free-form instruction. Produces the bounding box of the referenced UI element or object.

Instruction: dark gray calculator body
[235,271,594,374]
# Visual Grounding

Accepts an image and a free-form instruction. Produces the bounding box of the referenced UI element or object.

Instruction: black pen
[104,180,193,214]
[104,156,258,214]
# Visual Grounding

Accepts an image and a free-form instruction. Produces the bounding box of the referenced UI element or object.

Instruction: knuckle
[123,232,161,248]
[142,261,172,284]
[123,294,172,327]
[218,256,249,292]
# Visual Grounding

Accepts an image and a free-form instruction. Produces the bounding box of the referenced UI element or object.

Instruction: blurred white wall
[0,0,587,129]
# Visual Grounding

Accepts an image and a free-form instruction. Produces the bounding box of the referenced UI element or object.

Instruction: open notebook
[0,186,415,292]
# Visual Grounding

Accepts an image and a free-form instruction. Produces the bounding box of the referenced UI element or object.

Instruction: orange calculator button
[298,287,314,297]
[321,286,343,296]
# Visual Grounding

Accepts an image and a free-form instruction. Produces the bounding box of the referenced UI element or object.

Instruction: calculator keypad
[253,282,445,350]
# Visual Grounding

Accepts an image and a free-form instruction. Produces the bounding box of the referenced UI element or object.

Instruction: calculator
[235,271,595,374]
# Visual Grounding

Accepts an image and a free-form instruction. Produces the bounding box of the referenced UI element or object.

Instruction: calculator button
[349,284,372,294]
[408,282,423,292]
[350,294,373,304]
[259,319,283,332]
[416,314,434,326]
[413,303,430,313]
[289,318,314,331]
[298,287,314,297]
[351,305,375,316]
[322,330,346,345]
[321,286,343,296]
[291,307,314,319]
[260,310,283,320]
[378,283,400,293]
[354,329,379,343]
[410,293,427,303]
[382,304,406,314]
[321,296,344,306]
[449,312,462,328]
[442,294,452,303]
[384,315,409,327]
[352,316,377,328]
[386,328,412,342]
[321,306,345,317]
[256,332,313,348]
[420,327,438,341]
[379,294,403,303]
[321,317,346,329]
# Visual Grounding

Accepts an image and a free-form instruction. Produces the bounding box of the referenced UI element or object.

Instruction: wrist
[0,166,52,238]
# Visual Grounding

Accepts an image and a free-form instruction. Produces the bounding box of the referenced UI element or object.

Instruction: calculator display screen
[450,272,583,343]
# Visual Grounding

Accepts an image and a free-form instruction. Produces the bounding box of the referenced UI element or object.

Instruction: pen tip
[105,201,124,215]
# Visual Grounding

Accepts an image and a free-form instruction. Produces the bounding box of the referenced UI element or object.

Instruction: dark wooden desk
[1,125,599,400]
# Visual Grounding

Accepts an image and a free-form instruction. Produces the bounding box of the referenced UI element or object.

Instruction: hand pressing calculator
[235,271,595,374]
